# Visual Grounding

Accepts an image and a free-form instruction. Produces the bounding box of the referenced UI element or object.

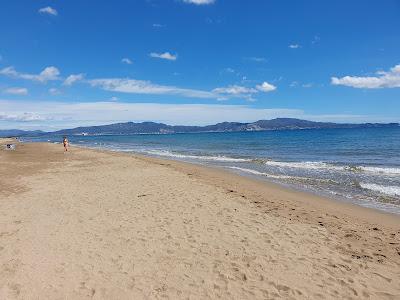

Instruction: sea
[23,127,400,214]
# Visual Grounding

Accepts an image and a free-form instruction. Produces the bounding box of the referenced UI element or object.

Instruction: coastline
[22,127,400,215]
[76,142,400,222]
[137,152,400,224]
[1,139,399,299]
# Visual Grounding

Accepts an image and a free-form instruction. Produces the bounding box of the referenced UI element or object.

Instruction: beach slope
[0,140,399,299]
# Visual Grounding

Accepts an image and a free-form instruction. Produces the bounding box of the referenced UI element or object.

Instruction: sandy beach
[0,139,399,299]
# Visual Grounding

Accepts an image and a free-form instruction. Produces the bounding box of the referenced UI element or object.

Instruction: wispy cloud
[212,85,257,99]
[213,81,276,101]
[205,16,224,25]
[213,86,251,95]
[121,58,133,64]
[149,52,177,61]
[182,0,215,5]
[331,64,400,89]
[63,73,85,86]
[152,23,165,28]
[0,66,60,83]
[88,76,276,101]
[290,81,313,88]
[89,78,215,98]
[48,88,60,95]
[245,57,267,63]
[0,112,47,122]
[0,63,276,101]
[220,67,238,76]
[38,6,58,16]
[289,44,301,49]
[3,87,28,95]
[311,35,320,45]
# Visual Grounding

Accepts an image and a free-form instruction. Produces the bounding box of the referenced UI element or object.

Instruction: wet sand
[0,139,399,299]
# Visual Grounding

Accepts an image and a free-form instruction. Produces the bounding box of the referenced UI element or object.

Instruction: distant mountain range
[1,118,397,138]
[0,129,44,138]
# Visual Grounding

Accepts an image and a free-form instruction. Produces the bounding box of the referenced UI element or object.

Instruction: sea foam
[263,160,400,176]
[360,183,400,197]
[142,149,251,162]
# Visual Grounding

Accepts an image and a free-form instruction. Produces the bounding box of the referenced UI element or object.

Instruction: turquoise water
[25,127,400,214]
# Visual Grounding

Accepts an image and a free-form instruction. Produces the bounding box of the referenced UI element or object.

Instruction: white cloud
[0,66,60,83]
[289,44,300,49]
[223,67,235,73]
[38,6,58,16]
[63,73,85,86]
[213,85,257,96]
[213,82,275,101]
[110,96,118,101]
[311,35,320,45]
[289,81,313,88]
[121,58,133,65]
[0,112,46,122]
[38,66,60,81]
[89,77,276,101]
[302,83,313,88]
[3,87,28,95]
[182,0,215,4]
[149,52,177,61]
[256,81,277,92]
[48,88,60,95]
[89,78,215,99]
[246,57,267,63]
[331,64,400,89]
[153,23,165,28]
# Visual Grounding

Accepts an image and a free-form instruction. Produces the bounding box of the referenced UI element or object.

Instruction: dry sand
[0,139,399,299]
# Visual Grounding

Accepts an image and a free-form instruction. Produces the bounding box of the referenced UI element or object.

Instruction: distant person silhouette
[63,136,69,152]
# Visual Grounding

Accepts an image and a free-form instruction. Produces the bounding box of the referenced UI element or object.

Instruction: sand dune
[0,140,399,299]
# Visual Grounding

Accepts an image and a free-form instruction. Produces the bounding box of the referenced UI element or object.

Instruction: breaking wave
[228,166,339,184]
[262,160,400,175]
[141,149,252,162]
[360,183,400,197]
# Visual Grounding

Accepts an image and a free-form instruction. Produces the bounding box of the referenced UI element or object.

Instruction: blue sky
[0,0,399,130]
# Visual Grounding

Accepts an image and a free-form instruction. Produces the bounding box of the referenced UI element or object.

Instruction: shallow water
[24,127,400,214]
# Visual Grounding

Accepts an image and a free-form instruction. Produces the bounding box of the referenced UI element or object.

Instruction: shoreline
[73,142,400,222]
[1,139,399,299]
[119,151,400,225]
[25,133,400,216]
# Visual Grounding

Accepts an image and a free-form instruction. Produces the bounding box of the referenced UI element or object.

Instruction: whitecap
[142,149,251,162]
[360,183,400,197]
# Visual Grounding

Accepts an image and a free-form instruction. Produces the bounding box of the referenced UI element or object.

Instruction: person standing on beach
[63,136,69,152]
